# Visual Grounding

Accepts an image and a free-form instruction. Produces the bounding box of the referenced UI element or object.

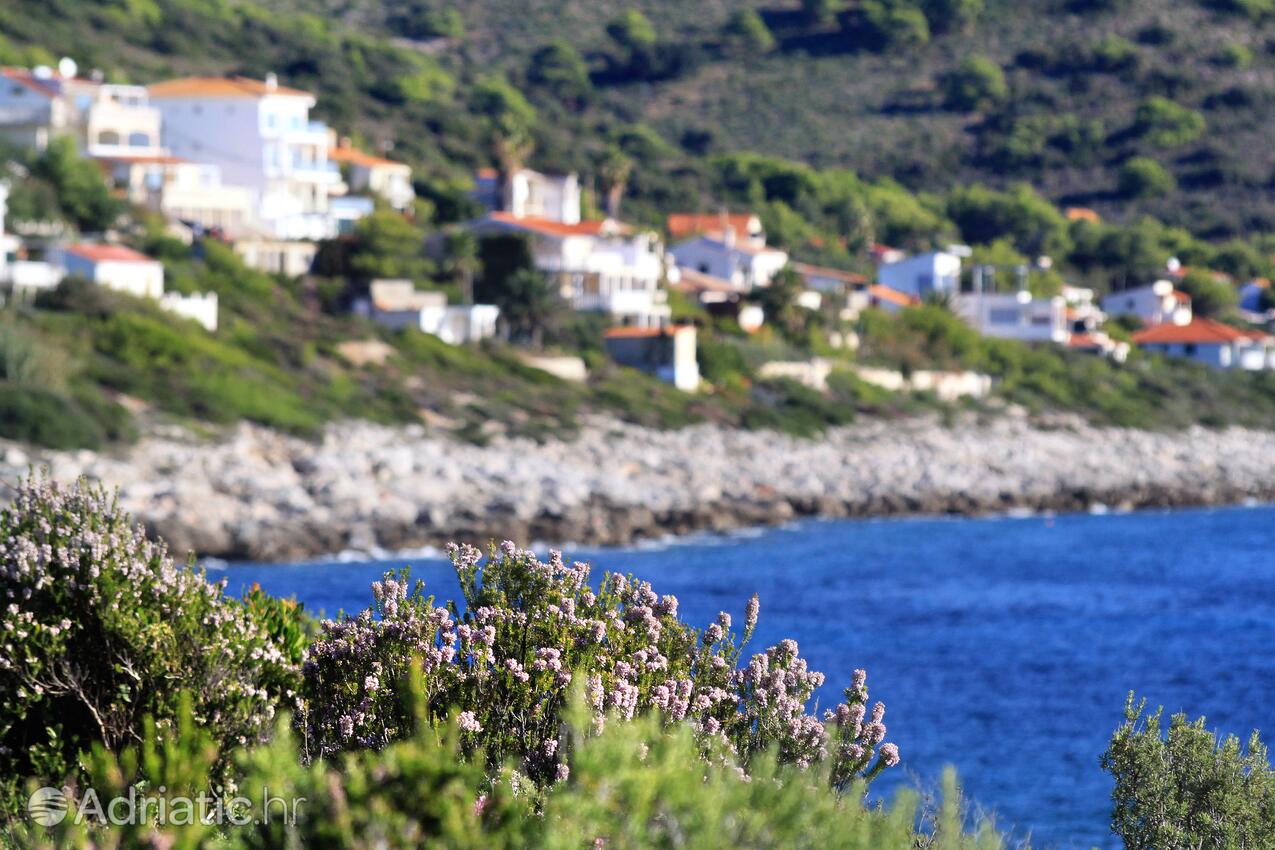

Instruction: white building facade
[877,248,966,298]
[668,234,788,291]
[1101,280,1192,327]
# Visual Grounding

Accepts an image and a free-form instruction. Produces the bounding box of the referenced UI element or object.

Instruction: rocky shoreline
[5,413,1275,562]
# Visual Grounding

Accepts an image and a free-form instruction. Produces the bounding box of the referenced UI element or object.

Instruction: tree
[753,266,809,341]
[947,183,1071,258]
[527,41,592,108]
[444,230,480,305]
[349,210,431,280]
[1134,96,1206,147]
[1103,696,1274,850]
[597,145,634,220]
[494,269,562,347]
[722,9,776,54]
[800,0,841,25]
[606,9,657,58]
[1177,268,1238,318]
[940,56,1006,112]
[35,136,125,231]
[1117,156,1176,199]
[472,77,538,207]
[922,0,983,33]
[861,0,931,49]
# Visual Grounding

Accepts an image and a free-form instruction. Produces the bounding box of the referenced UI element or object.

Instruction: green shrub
[941,56,1007,111]
[299,544,899,793]
[0,476,302,816]
[1103,695,1275,850]
[1134,96,1207,147]
[722,9,776,54]
[1118,156,1176,199]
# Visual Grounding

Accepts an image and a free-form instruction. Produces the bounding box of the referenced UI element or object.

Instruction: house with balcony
[1133,318,1275,370]
[0,65,163,157]
[876,247,969,299]
[1101,280,1192,327]
[148,74,353,241]
[96,154,255,234]
[329,136,414,212]
[953,291,1071,344]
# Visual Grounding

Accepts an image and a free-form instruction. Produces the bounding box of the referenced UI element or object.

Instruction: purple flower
[880,742,900,767]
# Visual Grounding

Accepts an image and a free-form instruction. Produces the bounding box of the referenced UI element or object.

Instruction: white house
[474,167,581,223]
[603,325,700,391]
[233,236,318,277]
[357,279,499,345]
[329,136,415,212]
[0,63,163,156]
[877,247,968,298]
[1133,318,1275,370]
[52,243,164,298]
[95,154,255,234]
[0,187,64,299]
[148,75,351,240]
[1101,280,1192,327]
[669,233,788,291]
[953,291,1071,344]
[474,213,671,328]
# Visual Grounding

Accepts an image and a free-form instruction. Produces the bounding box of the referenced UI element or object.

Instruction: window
[97,130,121,145]
[989,308,1019,325]
[1184,344,1197,356]
[127,131,151,147]
[265,112,276,129]
[9,86,23,97]
[192,104,202,115]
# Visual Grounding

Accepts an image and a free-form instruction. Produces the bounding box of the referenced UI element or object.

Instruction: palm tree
[445,230,480,305]
[598,145,633,220]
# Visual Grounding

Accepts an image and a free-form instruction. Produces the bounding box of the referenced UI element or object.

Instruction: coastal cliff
[7,414,1275,562]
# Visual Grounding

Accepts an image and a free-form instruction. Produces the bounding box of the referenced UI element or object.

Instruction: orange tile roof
[328,145,405,169]
[0,68,58,98]
[147,76,313,100]
[604,325,694,339]
[868,284,916,308]
[667,213,757,243]
[1133,318,1262,345]
[1065,207,1101,223]
[476,167,500,180]
[65,243,156,263]
[95,153,188,165]
[487,211,623,238]
[1171,290,1191,303]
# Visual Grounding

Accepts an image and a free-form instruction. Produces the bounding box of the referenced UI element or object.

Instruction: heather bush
[0,476,302,816]
[299,542,900,793]
[14,686,992,850]
[1102,695,1275,850]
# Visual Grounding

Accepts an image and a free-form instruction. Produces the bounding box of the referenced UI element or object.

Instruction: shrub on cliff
[0,476,302,814]
[1102,695,1275,849]
[299,542,900,793]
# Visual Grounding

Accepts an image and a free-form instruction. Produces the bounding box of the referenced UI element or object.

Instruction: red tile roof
[64,244,156,264]
[792,262,867,285]
[1171,289,1191,303]
[487,211,623,238]
[147,76,313,100]
[667,213,758,243]
[868,284,916,308]
[603,325,695,339]
[0,68,58,98]
[328,144,406,169]
[1133,318,1264,345]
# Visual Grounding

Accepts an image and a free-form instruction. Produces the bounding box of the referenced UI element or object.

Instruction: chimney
[720,209,735,248]
[265,72,278,92]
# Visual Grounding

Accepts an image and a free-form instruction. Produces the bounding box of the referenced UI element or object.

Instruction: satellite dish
[1166,257,1181,272]
[57,57,78,79]
[32,66,53,79]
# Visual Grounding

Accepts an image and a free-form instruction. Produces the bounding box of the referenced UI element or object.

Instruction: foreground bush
[300,542,900,792]
[1102,695,1275,849]
[0,477,302,815]
[14,687,997,850]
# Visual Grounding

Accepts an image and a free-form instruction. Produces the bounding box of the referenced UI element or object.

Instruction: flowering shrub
[0,476,301,813]
[300,541,899,791]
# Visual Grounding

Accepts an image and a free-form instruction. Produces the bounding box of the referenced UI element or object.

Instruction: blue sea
[215,505,1275,849]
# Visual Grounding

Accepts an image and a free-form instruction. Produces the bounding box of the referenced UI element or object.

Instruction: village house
[876,246,969,298]
[953,291,1071,344]
[148,74,353,241]
[471,167,670,327]
[0,61,163,157]
[866,284,918,315]
[51,243,164,298]
[329,136,415,212]
[668,266,765,332]
[1133,318,1275,370]
[603,325,700,391]
[1101,280,1192,327]
[232,237,319,277]
[668,230,788,291]
[95,154,255,234]
[355,279,499,345]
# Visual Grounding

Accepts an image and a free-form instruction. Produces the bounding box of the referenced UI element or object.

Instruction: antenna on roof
[57,57,78,79]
